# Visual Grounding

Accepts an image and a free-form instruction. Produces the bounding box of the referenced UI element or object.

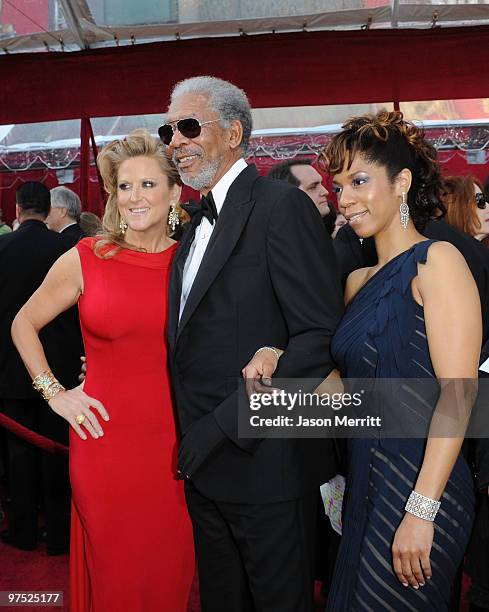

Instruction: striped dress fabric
[327,240,475,611]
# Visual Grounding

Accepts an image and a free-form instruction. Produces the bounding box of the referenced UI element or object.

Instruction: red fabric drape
[0,167,106,225]
[80,118,105,217]
[2,27,489,125]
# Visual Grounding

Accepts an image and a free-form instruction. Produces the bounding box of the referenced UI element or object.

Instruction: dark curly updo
[318,110,445,230]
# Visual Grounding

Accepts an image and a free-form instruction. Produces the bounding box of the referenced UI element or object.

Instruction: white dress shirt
[179,158,248,320]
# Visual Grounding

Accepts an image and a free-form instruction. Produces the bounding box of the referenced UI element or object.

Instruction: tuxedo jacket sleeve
[212,182,344,448]
[60,223,84,248]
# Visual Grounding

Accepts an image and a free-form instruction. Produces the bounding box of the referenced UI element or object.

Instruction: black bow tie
[182,192,218,226]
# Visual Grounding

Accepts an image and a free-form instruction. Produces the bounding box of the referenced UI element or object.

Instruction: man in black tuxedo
[0,182,83,554]
[163,76,343,611]
[47,186,84,248]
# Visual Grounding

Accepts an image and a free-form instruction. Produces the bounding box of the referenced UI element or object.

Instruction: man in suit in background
[268,159,331,218]
[0,182,82,554]
[47,186,84,248]
[163,76,343,612]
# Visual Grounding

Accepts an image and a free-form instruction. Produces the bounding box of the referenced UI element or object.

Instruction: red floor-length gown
[69,237,194,612]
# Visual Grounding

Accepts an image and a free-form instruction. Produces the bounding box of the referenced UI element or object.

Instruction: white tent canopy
[2,0,489,54]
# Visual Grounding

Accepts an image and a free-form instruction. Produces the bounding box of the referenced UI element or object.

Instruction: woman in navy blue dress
[321,111,481,611]
[246,111,482,611]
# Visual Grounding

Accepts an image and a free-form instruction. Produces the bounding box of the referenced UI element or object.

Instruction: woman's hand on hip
[48,385,109,440]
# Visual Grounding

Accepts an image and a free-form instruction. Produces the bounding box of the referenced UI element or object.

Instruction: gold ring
[76,414,86,425]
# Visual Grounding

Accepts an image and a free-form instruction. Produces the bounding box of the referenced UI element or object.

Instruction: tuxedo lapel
[176,165,259,341]
[167,216,200,350]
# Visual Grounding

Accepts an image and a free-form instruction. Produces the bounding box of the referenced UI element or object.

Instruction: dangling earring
[119,217,128,236]
[168,202,180,232]
[400,192,409,230]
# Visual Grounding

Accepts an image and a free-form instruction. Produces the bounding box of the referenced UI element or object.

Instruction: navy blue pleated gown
[327,240,475,611]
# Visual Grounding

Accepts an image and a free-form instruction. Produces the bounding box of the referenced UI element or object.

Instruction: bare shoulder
[420,240,468,276]
[54,246,82,271]
[345,267,371,305]
[417,240,472,299]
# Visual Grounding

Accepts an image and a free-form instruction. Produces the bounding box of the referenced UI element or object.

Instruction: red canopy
[2,26,489,125]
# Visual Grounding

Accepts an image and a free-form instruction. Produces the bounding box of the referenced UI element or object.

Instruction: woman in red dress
[11,129,195,611]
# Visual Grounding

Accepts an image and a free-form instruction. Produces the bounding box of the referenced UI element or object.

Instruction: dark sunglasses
[475,192,488,209]
[158,118,221,145]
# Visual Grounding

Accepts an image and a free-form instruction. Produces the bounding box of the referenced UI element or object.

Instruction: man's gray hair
[170,76,253,153]
[50,186,81,221]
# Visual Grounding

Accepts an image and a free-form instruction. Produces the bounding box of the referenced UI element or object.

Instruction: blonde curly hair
[95,128,183,258]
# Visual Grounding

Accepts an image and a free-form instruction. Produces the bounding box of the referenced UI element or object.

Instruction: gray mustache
[172,150,202,164]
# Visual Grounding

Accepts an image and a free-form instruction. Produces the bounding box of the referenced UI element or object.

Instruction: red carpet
[0,506,470,612]
[0,536,202,612]
[0,538,69,611]
[0,543,201,612]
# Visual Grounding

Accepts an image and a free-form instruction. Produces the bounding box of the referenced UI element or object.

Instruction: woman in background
[441,175,489,246]
[440,174,489,612]
[11,129,194,612]
[78,211,103,237]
